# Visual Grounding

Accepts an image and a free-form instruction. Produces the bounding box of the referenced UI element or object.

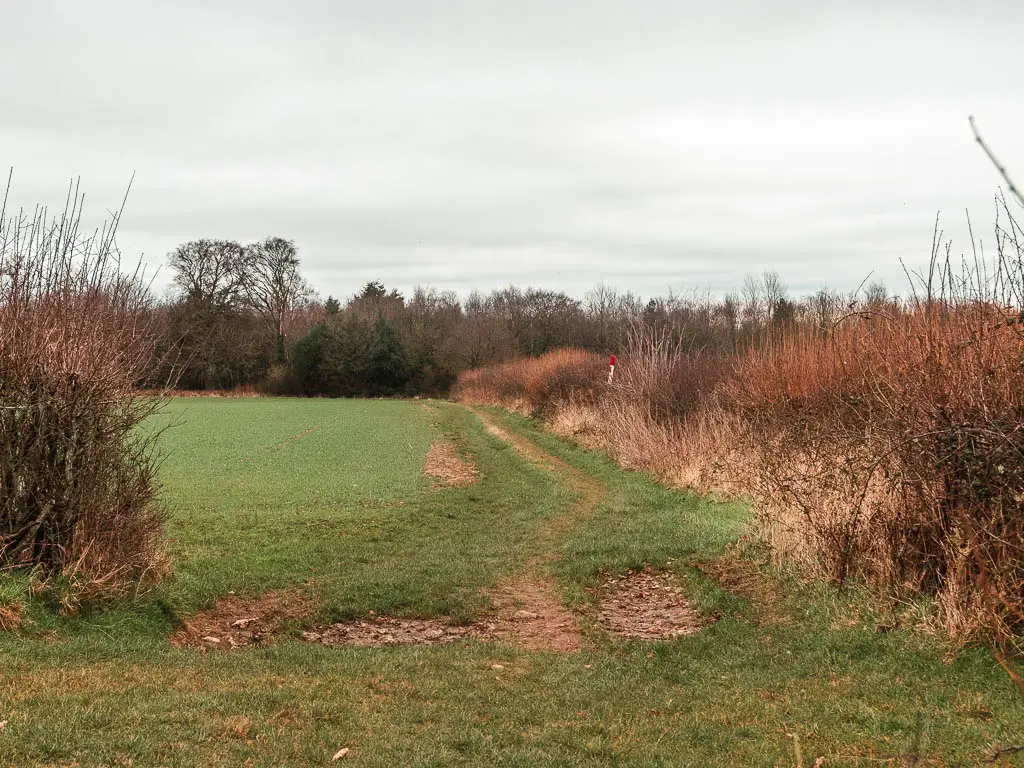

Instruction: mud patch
[302,577,583,651]
[486,578,582,652]
[170,590,311,650]
[424,442,478,487]
[306,615,484,647]
[597,566,701,639]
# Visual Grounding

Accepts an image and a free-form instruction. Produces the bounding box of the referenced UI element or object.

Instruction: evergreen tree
[367,315,409,394]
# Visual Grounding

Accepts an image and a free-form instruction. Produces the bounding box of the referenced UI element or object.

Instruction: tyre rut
[467,407,606,651]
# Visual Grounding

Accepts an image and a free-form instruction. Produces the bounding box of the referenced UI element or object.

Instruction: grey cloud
[2,0,1023,304]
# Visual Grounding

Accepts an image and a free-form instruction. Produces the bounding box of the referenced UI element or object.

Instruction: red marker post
[608,354,616,384]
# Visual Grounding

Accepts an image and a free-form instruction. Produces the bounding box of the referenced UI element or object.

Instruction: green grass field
[1,398,1022,766]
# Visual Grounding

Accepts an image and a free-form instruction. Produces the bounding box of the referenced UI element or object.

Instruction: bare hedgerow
[456,217,1024,646]
[0,176,171,612]
[725,218,1024,645]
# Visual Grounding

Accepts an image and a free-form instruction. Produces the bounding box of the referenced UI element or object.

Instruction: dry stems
[456,224,1024,645]
[0,177,170,609]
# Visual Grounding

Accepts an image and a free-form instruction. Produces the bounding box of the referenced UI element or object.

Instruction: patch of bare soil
[486,578,582,652]
[424,442,478,487]
[597,566,702,639]
[170,590,311,650]
[306,615,485,647]
[301,581,583,650]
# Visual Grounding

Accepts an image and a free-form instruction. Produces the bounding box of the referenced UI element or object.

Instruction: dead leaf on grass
[223,716,253,739]
[332,747,350,760]
[311,616,483,647]
[171,589,311,650]
[0,602,23,632]
[597,566,702,639]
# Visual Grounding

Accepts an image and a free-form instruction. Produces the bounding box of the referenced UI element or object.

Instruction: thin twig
[985,744,1024,763]
[970,116,1024,208]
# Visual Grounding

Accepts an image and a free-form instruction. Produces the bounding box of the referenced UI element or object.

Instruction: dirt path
[467,407,608,652]
[471,408,606,544]
[174,407,704,652]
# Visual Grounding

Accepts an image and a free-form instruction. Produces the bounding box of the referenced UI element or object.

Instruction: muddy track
[467,407,607,651]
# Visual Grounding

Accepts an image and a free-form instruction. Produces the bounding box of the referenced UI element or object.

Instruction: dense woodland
[147,236,884,396]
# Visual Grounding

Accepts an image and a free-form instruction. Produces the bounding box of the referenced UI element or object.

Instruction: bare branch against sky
[1,0,1021,299]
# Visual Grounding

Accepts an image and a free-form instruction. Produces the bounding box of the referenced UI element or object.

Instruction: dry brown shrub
[597,396,745,494]
[453,215,1024,644]
[547,399,605,450]
[725,232,1024,643]
[0,178,170,608]
[454,348,606,416]
[589,321,744,494]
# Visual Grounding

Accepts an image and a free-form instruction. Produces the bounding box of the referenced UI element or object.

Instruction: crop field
[1,398,1022,767]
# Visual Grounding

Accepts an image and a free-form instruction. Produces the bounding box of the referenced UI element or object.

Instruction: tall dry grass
[597,321,741,491]
[456,213,1024,645]
[453,348,607,416]
[0,178,169,611]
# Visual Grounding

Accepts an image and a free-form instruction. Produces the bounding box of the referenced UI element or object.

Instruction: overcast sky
[2,0,1022,302]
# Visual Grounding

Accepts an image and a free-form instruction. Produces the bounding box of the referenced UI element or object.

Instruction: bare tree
[762,270,788,324]
[804,288,843,331]
[717,292,741,348]
[243,236,313,362]
[740,273,764,328]
[584,281,620,350]
[166,239,252,387]
[168,239,247,312]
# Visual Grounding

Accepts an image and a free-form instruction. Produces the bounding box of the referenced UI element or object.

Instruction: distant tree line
[147,237,315,390]
[145,237,891,396]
